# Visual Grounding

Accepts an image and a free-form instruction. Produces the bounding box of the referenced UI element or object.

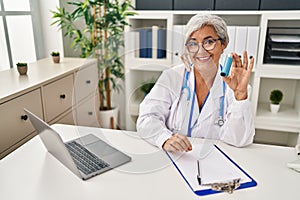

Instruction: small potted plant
[141,81,155,96]
[51,51,60,63]
[16,62,28,75]
[270,89,283,113]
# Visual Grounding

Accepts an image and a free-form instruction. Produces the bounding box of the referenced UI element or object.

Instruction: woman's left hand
[222,51,254,101]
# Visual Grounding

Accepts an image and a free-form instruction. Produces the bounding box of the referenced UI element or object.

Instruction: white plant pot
[99,107,119,129]
[270,104,280,114]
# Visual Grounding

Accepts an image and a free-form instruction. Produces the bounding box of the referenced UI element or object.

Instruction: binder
[167,143,257,196]
[147,30,152,58]
[246,26,260,60]
[224,26,236,55]
[157,28,166,58]
[139,28,152,58]
[222,26,236,65]
[234,26,248,56]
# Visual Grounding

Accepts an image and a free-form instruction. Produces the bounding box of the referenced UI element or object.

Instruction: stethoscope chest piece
[215,117,224,127]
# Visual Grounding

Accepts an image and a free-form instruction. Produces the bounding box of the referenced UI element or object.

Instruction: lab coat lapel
[183,69,199,132]
[174,67,197,135]
[198,67,223,122]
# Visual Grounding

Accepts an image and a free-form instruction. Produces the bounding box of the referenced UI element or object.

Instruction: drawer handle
[88,111,93,115]
[86,80,91,84]
[21,115,28,121]
[60,94,66,99]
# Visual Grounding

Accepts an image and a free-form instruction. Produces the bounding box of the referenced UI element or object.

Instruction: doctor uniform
[136,64,255,149]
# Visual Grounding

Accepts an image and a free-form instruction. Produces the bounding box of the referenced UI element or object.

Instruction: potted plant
[51,51,60,63]
[51,0,136,129]
[16,62,28,75]
[269,89,283,113]
[141,81,155,96]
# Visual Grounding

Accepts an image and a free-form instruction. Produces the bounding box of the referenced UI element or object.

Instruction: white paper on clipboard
[168,143,252,191]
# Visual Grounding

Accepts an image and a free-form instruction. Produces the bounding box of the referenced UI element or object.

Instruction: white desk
[0,124,299,200]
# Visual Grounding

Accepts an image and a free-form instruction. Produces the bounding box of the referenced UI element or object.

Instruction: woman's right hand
[162,133,192,152]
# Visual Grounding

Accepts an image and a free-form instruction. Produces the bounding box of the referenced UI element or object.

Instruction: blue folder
[166,145,257,196]
[157,28,166,58]
[147,30,152,58]
[139,28,152,58]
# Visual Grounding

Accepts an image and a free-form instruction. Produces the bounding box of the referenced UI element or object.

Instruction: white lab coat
[136,64,255,149]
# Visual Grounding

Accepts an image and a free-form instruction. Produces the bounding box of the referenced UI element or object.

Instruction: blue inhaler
[220,54,233,77]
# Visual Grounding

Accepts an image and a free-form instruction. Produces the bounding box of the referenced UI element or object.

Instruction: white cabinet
[51,109,75,125]
[251,12,300,146]
[0,89,43,158]
[0,57,99,159]
[74,95,100,127]
[72,60,100,127]
[73,63,99,103]
[43,74,74,122]
[124,11,300,146]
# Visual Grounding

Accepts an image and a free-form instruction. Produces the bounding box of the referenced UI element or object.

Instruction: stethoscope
[182,64,226,137]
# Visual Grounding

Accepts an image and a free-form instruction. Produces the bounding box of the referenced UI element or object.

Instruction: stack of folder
[264,27,300,65]
[138,26,167,59]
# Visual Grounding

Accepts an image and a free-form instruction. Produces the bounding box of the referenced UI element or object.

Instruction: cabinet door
[0,89,43,155]
[260,0,300,10]
[50,110,75,125]
[174,0,214,10]
[73,64,98,104]
[74,95,100,127]
[136,0,173,10]
[215,0,259,10]
[43,74,74,122]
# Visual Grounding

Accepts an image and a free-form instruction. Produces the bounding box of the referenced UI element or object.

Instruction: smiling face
[188,25,225,67]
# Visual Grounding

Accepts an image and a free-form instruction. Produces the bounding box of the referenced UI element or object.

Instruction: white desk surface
[0,124,299,200]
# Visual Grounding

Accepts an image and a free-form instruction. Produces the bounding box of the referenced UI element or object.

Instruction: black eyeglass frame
[185,38,223,53]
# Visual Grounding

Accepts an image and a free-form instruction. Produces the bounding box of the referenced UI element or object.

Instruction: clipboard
[167,144,257,196]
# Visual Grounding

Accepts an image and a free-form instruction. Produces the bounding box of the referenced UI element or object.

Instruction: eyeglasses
[185,38,222,53]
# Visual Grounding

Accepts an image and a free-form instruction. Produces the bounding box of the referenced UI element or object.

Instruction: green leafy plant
[51,51,60,56]
[16,62,27,67]
[270,89,283,105]
[51,0,136,110]
[141,82,155,95]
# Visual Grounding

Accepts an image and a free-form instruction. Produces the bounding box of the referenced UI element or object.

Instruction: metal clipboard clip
[210,178,241,194]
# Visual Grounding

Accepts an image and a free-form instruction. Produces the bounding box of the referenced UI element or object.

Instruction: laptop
[24,109,131,180]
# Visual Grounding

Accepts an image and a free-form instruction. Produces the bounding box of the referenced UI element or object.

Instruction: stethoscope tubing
[183,65,225,137]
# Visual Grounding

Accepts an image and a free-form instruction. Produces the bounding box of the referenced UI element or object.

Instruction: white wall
[38,0,64,58]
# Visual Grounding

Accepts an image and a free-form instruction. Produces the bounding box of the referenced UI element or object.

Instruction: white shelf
[255,103,300,132]
[125,10,300,146]
[130,63,170,72]
[257,64,300,78]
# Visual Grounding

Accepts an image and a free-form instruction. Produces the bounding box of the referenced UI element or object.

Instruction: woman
[136,14,255,152]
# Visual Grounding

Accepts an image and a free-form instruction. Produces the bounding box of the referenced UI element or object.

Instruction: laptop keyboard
[65,141,110,175]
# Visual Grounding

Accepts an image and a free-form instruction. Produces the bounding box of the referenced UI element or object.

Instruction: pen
[197,160,201,185]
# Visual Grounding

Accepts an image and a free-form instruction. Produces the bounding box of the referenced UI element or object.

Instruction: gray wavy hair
[184,14,229,47]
